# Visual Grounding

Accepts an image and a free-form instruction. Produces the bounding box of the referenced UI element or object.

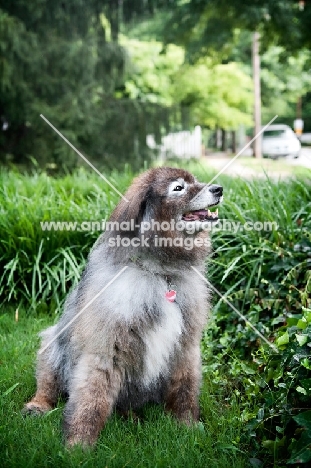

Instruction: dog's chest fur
[93,267,184,375]
[49,254,209,405]
[111,268,207,410]
[114,297,183,410]
[104,265,206,379]
[140,299,183,384]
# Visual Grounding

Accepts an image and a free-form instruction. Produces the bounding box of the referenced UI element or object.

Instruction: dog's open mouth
[182,207,219,222]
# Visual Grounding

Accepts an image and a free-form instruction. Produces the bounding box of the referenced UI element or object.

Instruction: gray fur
[24,167,223,446]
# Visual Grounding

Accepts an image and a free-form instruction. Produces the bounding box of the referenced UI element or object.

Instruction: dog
[24,167,223,446]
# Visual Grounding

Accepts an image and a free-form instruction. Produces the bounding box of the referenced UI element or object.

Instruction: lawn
[0,312,248,468]
[238,156,311,177]
[204,153,311,178]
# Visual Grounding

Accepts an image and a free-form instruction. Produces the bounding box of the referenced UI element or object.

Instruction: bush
[199,171,311,466]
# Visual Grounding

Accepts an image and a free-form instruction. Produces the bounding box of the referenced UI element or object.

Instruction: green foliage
[260,47,311,122]
[226,30,311,124]
[241,305,311,465]
[0,168,134,313]
[172,60,253,129]
[159,1,311,129]
[120,37,184,105]
[192,170,311,466]
[3,0,311,170]
[121,38,253,130]
[164,0,311,56]
[0,1,180,170]
[288,409,311,464]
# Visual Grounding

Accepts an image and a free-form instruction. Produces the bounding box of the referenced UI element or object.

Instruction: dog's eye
[168,180,187,196]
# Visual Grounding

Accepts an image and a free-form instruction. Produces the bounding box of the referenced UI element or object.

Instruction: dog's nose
[208,184,223,197]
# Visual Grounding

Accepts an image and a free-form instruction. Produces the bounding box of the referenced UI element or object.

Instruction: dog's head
[111,167,222,228]
[107,167,223,260]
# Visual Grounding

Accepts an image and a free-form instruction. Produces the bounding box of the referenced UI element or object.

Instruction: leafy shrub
[198,171,311,466]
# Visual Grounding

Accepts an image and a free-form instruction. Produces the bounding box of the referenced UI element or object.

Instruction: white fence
[147,126,202,159]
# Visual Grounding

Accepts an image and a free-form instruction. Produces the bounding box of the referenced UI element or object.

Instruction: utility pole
[252,31,262,158]
[297,96,302,120]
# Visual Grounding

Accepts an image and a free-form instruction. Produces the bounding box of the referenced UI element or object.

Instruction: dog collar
[165,275,177,303]
[130,257,177,303]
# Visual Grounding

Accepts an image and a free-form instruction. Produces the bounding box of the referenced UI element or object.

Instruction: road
[205,146,311,179]
[288,146,311,169]
[237,145,311,170]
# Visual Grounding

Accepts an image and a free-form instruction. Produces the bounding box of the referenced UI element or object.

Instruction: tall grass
[1,163,310,319]
[210,174,311,304]
[1,164,310,315]
[0,168,134,313]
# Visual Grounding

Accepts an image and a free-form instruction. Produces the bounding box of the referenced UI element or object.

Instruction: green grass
[0,311,248,468]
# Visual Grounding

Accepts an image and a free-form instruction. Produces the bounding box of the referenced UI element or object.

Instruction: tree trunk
[231,131,236,153]
[221,129,226,151]
[252,31,262,158]
[109,0,121,42]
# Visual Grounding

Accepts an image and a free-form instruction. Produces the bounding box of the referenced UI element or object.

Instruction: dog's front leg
[165,344,201,424]
[24,339,60,415]
[63,358,122,447]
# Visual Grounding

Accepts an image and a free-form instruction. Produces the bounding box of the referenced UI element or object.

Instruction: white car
[262,124,301,159]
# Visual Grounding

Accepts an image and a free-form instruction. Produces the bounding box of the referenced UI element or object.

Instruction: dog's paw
[172,409,200,426]
[66,436,94,450]
[22,400,52,416]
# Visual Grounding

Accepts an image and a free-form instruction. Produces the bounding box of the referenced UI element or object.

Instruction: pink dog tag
[165,290,176,302]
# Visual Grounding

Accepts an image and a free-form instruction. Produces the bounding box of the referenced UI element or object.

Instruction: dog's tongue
[194,210,208,216]
[183,210,208,221]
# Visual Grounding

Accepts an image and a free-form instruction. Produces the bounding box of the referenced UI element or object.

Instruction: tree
[0,0,178,170]
[121,37,253,132]
[163,0,311,58]
[260,47,311,122]
[120,38,184,106]
[217,29,311,128]
[161,1,311,137]
[171,60,253,129]
[0,1,126,167]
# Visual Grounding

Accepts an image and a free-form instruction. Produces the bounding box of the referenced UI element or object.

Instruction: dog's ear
[109,176,154,233]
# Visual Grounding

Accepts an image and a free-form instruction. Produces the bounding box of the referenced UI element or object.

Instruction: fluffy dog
[24,167,223,446]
